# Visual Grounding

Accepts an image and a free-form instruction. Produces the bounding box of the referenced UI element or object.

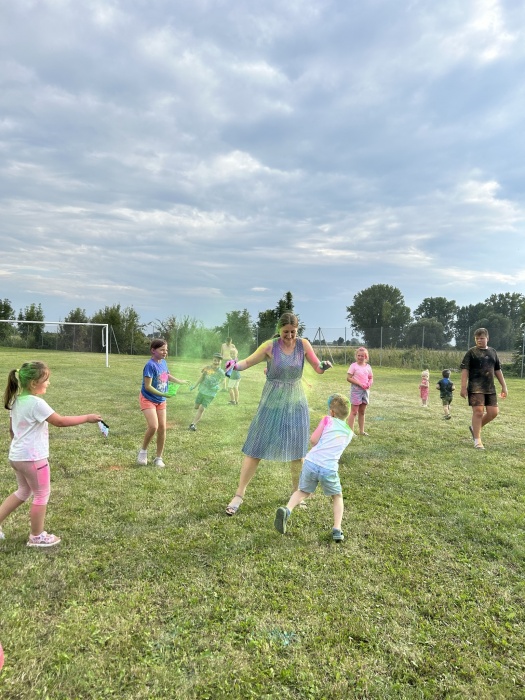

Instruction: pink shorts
[10,458,51,506]
[139,394,167,412]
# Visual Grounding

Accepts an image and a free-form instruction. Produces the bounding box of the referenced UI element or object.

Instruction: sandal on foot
[225,495,243,516]
[474,442,485,450]
[299,499,308,509]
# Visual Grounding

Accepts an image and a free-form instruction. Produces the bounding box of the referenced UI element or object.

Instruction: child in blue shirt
[274,393,353,542]
[436,369,455,420]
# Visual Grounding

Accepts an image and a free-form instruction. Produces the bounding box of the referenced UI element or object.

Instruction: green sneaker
[332,528,344,542]
[274,507,290,534]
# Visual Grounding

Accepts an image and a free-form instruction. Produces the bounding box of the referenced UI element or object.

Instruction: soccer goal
[0,320,110,367]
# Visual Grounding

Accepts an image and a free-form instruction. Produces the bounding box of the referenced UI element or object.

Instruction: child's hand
[87,414,102,423]
[319,361,332,371]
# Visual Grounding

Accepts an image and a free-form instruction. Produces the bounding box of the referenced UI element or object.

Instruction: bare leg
[332,494,344,530]
[290,459,303,491]
[347,405,358,430]
[482,405,499,427]
[192,405,205,425]
[30,503,47,536]
[358,404,367,434]
[226,456,261,511]
[156,410,167,458]
[471,406,484,440]
[141,408,158,450]
[0,493,25,526]
[286,489,310,512]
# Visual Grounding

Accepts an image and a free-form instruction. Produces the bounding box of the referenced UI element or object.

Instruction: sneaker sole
[274,507,288,534]
[27,539,61,548]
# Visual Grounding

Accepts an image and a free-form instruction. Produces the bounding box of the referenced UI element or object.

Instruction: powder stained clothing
[437,378,454,404]
[243,338,309,461]
[198,366,225,398]
[141,359,169,405]
[460,347,501,394]
[305,415,353,472]
[9,395,55,461]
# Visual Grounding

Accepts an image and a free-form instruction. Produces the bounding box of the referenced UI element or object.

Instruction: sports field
[0,349,524,699]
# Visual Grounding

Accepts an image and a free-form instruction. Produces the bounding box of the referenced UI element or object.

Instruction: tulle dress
[242,338,309,461]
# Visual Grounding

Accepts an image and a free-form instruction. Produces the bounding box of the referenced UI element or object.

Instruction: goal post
[0,320,110,367]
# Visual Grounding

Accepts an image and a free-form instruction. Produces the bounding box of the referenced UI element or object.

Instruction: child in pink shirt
[346,346,373,436]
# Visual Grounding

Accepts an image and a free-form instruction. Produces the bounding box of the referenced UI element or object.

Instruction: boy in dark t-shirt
[460,328,508,450]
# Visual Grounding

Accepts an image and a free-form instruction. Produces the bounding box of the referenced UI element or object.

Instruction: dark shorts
[468,393,498,408]
[441,397,452,406]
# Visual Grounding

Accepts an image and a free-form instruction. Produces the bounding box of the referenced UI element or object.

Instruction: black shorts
[468,393,498,408]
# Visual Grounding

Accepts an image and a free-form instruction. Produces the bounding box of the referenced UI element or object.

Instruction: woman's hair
[150,338,167,351]
[327,393,350,420]
[355,346,369,361]
[276,312,299,331]
[4,361,50,410]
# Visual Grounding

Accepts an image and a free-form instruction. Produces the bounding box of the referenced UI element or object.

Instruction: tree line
[1,286,524,357]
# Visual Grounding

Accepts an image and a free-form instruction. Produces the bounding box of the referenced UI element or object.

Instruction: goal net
[0,320,110,367]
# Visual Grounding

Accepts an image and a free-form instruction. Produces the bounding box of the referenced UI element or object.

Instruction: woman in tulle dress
[225,312,331,516]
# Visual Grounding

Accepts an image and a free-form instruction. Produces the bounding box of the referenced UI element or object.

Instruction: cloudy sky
[2,0,525,333]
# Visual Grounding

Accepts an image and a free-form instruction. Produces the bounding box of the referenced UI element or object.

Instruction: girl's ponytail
[4,369,20,410]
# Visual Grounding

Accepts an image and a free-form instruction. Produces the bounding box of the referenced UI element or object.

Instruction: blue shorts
[299,459,342,496]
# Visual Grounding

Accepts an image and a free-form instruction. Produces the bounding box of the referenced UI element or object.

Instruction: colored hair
[328,393,350,419]
[355,346,369,361]
[150,338,167,351]
[474,328,488,338]
[4,361,50,410]
[277,312,299,331]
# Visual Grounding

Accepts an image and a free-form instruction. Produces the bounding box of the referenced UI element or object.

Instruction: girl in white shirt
[0,361,100,547]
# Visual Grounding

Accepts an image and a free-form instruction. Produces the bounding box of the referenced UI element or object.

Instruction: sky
[2,0,525,335]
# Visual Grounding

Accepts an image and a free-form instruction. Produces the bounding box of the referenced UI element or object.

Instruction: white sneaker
[137,449,148,465]
[27,531,61,548]
[153,457,165,468]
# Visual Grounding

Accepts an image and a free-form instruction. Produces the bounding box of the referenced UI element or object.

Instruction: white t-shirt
[9,395,55,461]
[305,416,353,472]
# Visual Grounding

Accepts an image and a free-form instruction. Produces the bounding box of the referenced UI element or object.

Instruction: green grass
[0,348,524,699]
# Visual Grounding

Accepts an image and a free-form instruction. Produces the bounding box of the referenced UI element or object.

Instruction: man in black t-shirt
[460,328,508,450]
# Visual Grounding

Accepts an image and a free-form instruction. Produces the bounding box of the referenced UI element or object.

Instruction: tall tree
[484,293,525,334]
[90,304,142,354]
[18,303,45,347]
[59,308,91,351]
[404,319,447,349]
[413,296,457,344]
[0,299,15,342]
[346,284,411,347]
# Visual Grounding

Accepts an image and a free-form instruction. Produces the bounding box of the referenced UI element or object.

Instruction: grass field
[0,348,524,699]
